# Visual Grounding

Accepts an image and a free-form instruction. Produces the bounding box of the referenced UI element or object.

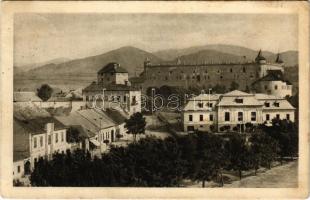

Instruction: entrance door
[24,161,31,175]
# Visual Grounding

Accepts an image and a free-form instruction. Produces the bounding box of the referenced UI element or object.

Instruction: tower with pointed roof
[255,49,267,64]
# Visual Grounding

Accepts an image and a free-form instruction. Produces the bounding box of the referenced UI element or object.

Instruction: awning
[89,138,100,147]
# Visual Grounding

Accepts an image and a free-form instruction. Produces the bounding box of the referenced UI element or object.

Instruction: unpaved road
[225,161,298,188]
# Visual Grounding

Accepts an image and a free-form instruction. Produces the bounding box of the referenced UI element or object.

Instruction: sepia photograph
[1,1,309,199]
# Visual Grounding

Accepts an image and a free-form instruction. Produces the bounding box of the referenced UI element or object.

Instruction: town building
[132,51,287,94]
[56,108,129,157]
[13,117,70,181]
[82,62,141,115]
[182,90,295,133]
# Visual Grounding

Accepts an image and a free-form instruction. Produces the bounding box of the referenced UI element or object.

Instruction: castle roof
[98,62,128,74]
[255,50,266,63]
[275,53,284,64]
[252,70,292,85]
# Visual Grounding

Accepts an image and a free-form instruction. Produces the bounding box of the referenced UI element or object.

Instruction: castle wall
[142,63,260,92]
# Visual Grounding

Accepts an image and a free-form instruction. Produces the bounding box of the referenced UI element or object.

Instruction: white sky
[14,13,298,66]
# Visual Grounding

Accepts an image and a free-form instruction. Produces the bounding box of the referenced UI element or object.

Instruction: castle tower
[255,49,267,64]
[275,53,284,66]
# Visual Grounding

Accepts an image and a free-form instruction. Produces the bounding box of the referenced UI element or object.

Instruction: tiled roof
[14,117,66,135]
[56,112,98,137]
[222,90,253,97]
[56,109,117,138]
[187,94,221,101]
[98,108,127,124]
[252,70,292,85]
[183,94,220,111]
[77,109,116,129]
[83,82,139,92]
[13,119,30,161]
[98,63,128,74]
[218,96,262,106]
[254,93,283,100]
[13,92,42,102]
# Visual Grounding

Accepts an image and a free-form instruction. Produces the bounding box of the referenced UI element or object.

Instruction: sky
[14,13,298,66]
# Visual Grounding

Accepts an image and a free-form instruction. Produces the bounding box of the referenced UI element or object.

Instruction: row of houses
[13,101,131,183]
[182,90,295,132]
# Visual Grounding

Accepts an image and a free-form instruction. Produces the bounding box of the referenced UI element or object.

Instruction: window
[274,85,278,90]
[209,114,214,121]
[123,96,127,102]
[265,102,270,107]
[225,112,230,121]
[238,112,243,121]
[61,132,64,142]
[243,67,246,73]
[40,136,43,147]
[33,137,37,148]
[189,115,193,122]
[17,165,20,173]
[266,114,270,121]
[55,133,58,143]
[274,102,280,107]
[200,115,203,121]
[198,102,203,108]
[235,98,243,103]
[48,135,51,145]
[230,68,233,73]
[286,114,290,120]
[251,112,256,121]
[264,85,268,90]
[276,114,280,119]
[117,96,121,101]
[207,102,213,107]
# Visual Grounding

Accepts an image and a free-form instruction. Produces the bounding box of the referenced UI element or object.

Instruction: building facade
[82,62,141,115]
[133,51,287,94]
[13,118,70,181]
[182,90,295,133]
[252,70,292,98]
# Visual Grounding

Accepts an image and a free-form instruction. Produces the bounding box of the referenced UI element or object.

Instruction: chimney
[46,123,54,134]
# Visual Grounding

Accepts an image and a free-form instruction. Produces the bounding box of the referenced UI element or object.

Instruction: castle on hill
[131,50,292,98]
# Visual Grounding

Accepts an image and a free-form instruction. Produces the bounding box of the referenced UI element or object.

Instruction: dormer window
[274,102,280,107]
[235,98,243,103]
[265,102,270,107]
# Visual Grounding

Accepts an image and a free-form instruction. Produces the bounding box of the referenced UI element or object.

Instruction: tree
[230,81,239,91]
[213,84,226,93]
[249,131,278,173]
[37,84,53,101]
[225,134,251,180]
[191,132,225,187]
[66,126,82,143]
[125,112,146,142]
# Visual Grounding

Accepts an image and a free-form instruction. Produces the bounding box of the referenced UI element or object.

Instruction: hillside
[19,46,163,79]
[174,50,248,64]
[154,44,298,67]
[154,44,273,61]
[15,57,71,73]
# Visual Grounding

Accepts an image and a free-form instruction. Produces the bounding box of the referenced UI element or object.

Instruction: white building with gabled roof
[182,90,295,133]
